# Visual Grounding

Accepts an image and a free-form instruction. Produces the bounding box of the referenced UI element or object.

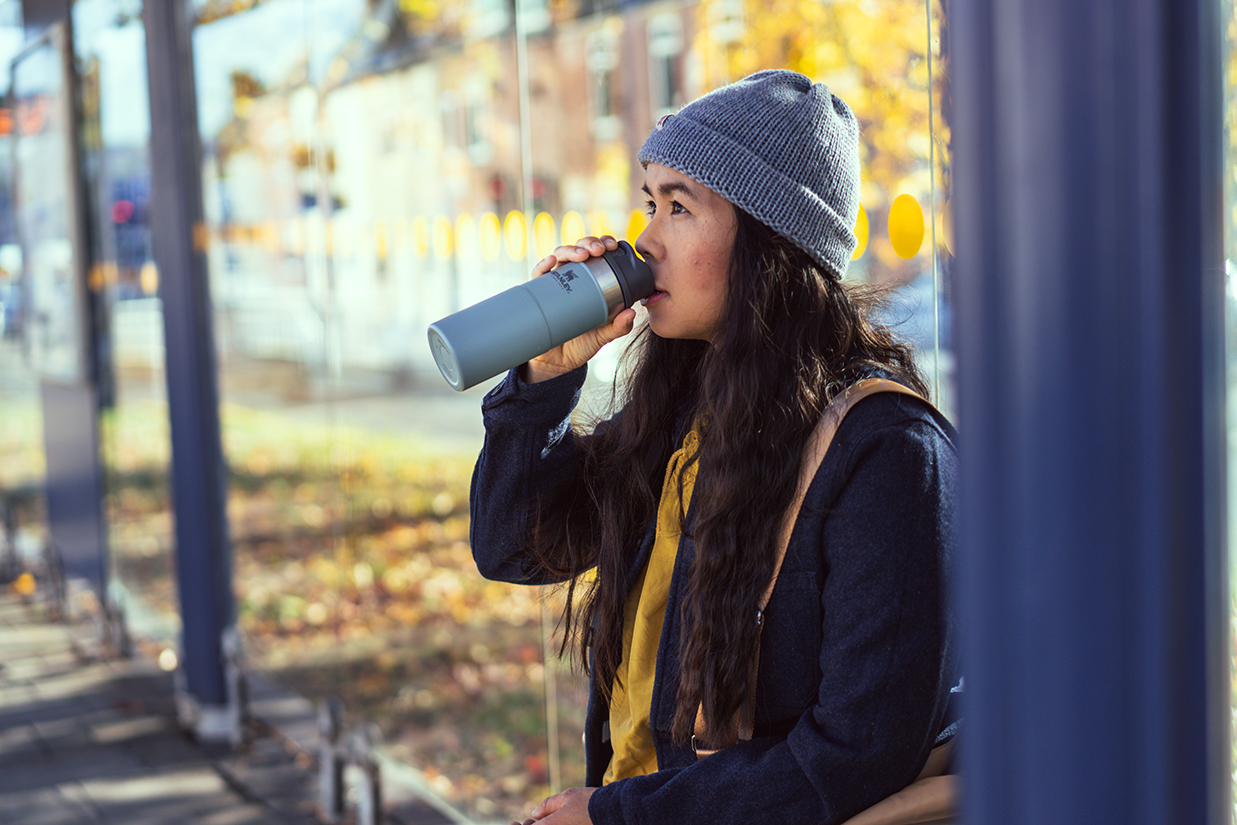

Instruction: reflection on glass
[1222,0,1236,814]
[191,0,948,820]
[73,0,178,646]
[0,0,43,593]
[0,0,35,507]
[12,22,88,384]
[926,0,953,417]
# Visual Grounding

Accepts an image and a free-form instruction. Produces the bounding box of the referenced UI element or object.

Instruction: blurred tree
[195,0,264,26]
[694,0,945,280]
[231,69,265,112]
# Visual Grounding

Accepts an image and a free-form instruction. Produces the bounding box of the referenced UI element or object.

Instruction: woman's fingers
[597,307,637,346]
[549,244,590,263]
[529,790,567,819]
[526,787,597,823]
[538,236,622,278]
[551,236,619,262]
[521,234,628,383]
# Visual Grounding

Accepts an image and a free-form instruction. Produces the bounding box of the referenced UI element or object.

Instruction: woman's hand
[511,787,597,825]
[522,236,638,383]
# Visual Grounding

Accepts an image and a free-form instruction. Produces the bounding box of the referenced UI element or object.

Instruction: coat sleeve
[587,401,959,825]
[469,365,593,586]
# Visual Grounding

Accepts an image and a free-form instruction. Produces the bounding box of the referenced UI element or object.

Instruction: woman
[470,70,960,825]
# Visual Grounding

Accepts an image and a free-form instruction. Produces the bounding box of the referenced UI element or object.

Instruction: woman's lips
[641,289,668,307]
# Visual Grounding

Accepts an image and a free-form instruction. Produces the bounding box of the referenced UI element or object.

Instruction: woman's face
[635,163,738,343]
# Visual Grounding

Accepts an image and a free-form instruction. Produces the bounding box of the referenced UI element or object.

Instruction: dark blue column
[144,0,234,719]
[951,0,1228,822]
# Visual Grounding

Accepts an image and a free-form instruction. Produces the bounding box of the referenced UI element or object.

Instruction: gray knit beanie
[637,69,860,280]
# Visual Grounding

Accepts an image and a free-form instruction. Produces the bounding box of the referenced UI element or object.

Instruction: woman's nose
[635,230,657,263]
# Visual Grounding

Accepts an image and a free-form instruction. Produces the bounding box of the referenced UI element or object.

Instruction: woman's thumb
[530,792,565,819]
[598,308,636,345]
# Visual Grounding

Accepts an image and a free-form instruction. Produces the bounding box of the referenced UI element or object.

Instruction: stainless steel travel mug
[427,240,654,391]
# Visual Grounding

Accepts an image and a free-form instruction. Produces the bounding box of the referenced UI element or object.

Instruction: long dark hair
[527,207,928,745]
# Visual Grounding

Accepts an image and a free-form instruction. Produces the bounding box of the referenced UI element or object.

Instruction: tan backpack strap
[695,378,930,756]
[761,378,928,613]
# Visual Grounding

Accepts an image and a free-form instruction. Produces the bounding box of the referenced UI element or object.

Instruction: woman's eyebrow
[641,180,699,201]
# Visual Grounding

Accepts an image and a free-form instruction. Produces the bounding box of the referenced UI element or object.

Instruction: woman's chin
[646,316,677,340]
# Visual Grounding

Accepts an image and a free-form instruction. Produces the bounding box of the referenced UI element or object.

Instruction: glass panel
[928,0,954,417]
[0,0,45,590]
[1222,0,1237,817]
[315,14,561,817]
[73,0,178,651]
[192,0,334,698]
[191,0,341,708]
[193,0,947,821]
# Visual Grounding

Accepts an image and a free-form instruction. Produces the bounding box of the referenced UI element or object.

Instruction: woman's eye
[645,199,687,217]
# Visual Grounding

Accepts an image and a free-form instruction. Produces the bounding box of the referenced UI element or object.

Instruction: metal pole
[951,0,1228,821]
[144,0,237,739]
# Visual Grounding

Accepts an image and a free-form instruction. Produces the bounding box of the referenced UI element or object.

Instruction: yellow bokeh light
[432,215,453,259]
[625,209,649,244]
[852,204,870,260]
[561,211,586,246]
[374,222,388,260]
[12,571,34,596]
[140,261,159,295]
[479,212,502,261]
[158,648,179,672]
[262,221,279,252]
[412,216,429,259]
[534,212,556,259]
[502,211,526,259]
[504,210,527,260]
[888,194,925,260]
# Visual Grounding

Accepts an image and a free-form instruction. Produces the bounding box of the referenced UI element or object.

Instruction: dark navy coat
[469,366,960,825]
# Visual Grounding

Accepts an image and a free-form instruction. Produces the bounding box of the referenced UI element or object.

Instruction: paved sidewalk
[0,592,321,825]
[0,591,468,825]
